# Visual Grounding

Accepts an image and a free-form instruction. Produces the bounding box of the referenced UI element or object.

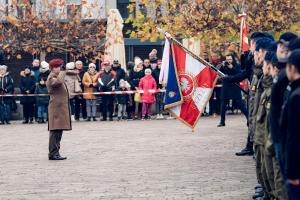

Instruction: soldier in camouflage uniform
[266,53,288,200]
[252,38,273,199]
[256,51,288,200]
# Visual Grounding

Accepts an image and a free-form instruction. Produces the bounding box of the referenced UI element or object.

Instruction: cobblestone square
[0,115,256,200]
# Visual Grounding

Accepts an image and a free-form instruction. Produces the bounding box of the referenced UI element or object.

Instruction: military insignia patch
[168,91,176,98]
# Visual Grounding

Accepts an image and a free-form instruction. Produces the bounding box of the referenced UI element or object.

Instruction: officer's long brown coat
[46,71,72,131]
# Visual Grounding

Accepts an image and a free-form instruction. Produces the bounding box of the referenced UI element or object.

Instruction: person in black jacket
[218,54,248,127]
[112,60,125,87]
[280,50,300,199]
[20,67,36,124]
[35,77,49,123]
[0,65,14,124]
[74,60,87,121]
[270,33,298,171]
[0,48,5,65]
[129,58,144,119]
[97,60,116,121]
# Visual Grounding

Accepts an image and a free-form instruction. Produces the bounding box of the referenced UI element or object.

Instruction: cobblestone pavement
[0,115,256,200]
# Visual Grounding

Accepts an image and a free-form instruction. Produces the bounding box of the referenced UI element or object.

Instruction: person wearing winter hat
[97,60,116,121]
[64,62,81,121]
[46,59,71,160]
[74,60,87,121]
[129,57,144,119]
[82,63,98,121]
[20,66,36,124]
[0,65,14,124]
[139,68,157,120]
[112,59,126,87]
[39,61,50,82]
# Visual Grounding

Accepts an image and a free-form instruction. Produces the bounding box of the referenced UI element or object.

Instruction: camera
[223,61,229,66]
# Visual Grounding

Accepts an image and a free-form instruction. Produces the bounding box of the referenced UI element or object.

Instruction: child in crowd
[0,65,14,125]
[82,63,98,121]
[116,79,130,120]
[35,77,49,123]
[139,68,157,120]
[20,66,36,124]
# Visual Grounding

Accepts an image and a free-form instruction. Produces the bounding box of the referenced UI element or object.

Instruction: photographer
[218,54,248,127]
[46,59,71,160]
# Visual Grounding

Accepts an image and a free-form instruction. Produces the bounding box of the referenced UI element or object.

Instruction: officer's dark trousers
[49,130,63,158]
[220,98,248,124]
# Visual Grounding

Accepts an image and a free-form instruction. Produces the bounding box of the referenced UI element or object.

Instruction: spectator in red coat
[139,68,157,120]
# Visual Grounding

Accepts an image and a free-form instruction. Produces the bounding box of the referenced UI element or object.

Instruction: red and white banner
[166,42,217,129]
[239,13,250,53]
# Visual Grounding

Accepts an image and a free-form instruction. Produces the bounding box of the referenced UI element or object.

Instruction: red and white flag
[164,42,217,129]
[239,13,250,53]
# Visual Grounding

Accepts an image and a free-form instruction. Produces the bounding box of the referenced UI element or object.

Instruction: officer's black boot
[236,136,254,156]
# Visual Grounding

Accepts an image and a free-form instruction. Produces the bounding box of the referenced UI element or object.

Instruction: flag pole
[157,28,248,95]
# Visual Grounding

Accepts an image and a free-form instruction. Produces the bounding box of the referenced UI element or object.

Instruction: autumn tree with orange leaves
[0,0,107,62]
[126,0,300,47]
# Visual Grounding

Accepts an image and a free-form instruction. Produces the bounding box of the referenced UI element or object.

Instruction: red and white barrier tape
[0,89,166,97]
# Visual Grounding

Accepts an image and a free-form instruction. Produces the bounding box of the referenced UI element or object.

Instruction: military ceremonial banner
[239,13,250,53]
[162,40,218,129]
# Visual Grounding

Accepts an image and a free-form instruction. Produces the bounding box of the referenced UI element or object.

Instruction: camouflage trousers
[248,91,256,142]
[255,144,288,200]
[264,135,288,200]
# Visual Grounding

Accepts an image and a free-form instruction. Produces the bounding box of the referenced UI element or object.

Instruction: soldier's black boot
[236,139,254,156]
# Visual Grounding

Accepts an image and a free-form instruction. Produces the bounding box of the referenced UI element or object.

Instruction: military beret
[49,59,64,69]
[264,51,275,63]
[278,32,298,44]
[288,49,300,70]
[255,38,273,51]
[288,38,300,51]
